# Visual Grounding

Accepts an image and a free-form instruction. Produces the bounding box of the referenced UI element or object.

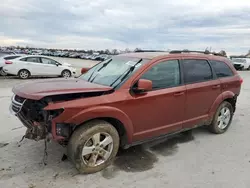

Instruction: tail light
[240,78,243,85]
[5,60,13,64]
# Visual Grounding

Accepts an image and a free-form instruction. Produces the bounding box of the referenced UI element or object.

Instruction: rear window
[3,56,21,60]
[210,60,234,78]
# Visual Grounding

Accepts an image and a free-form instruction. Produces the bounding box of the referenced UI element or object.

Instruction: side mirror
[55,63,59,66]
[81,67,90,74]
[133,79,152,93]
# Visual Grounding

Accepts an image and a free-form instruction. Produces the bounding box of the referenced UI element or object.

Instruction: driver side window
[141,60,180,90]
[41,58,58,65]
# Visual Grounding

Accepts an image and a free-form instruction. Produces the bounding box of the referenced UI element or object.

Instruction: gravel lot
[0,59,250,188]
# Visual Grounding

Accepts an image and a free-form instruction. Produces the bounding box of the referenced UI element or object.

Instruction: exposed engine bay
[10,91,112,142]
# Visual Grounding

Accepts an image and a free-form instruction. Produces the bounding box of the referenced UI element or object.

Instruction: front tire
[208,101,233,134]
[61,70,71,78]
[18,69,30,79]
[67,120,120,174]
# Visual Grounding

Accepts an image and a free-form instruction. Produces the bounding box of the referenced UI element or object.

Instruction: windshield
[80,56,149,88]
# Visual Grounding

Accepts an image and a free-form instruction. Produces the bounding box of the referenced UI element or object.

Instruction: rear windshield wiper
[88,59,112,82]
[110,59,142,88]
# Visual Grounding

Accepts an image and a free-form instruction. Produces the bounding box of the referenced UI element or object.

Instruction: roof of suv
[117,51,229,62]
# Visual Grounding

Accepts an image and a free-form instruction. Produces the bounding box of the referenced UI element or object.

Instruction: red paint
[12,78,112,100]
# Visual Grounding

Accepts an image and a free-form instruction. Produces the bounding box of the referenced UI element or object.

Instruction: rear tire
[61,70,71,78]
[18,69,30,79]
[0,68,7,76]
[67,120,120,174]
[208,101,233,134]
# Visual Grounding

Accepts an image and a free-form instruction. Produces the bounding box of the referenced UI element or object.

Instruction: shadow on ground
[0,126,209,181]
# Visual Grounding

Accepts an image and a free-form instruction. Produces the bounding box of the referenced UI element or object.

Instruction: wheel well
[74,117,128,147]
[62,69,71,73]
[61,69,71,77]
[224,96,237,112]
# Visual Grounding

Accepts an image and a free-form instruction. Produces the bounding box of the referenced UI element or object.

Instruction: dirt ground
[0,58,250,188]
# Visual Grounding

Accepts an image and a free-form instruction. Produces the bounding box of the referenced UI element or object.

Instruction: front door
[125,59,186,142]
[40,57,61,76]
[181,58,222,129]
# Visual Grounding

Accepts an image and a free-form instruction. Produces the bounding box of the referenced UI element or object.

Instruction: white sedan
[3,55,76,79]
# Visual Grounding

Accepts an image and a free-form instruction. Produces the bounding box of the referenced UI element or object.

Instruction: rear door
[210,60,239,95]
[182,58,222,129]
[24,57,45,75]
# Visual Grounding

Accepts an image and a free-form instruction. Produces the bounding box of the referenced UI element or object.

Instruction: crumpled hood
[12,78,113,100]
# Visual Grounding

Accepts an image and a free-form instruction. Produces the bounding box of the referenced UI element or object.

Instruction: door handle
[174,91,185,96]
[212,85,220,89]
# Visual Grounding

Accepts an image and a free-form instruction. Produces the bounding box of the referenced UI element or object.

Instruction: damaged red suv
[10,50,242,174]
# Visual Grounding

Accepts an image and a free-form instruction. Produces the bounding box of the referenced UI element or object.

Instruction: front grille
[10,95,26,115]
[15,95,25,103]
[17,111,33,128]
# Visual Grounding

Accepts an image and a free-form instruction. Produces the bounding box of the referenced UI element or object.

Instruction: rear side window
[141,60,180,90]
[26,57,40,63]
[183,59,213,84]
[210,61,234,78]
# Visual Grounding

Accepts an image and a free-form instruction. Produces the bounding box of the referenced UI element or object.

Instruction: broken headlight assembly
[47,108,64,121]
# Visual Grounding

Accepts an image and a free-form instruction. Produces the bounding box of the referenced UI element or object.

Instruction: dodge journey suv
[10,50,242,174]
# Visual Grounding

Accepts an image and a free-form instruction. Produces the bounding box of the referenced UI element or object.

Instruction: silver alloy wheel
[19,70,29,79]
[62,71,71,78]
[82,132,113,167]
[217,107,231,129]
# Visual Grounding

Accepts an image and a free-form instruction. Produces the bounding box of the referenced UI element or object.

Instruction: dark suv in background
[10,50,242,174]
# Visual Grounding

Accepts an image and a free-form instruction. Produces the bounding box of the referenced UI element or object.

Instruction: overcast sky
[1,0,250,54]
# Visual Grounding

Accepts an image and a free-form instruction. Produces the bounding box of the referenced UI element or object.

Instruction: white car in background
[3,55,76,79]
[0,54,21,76]
[231,57,250,70]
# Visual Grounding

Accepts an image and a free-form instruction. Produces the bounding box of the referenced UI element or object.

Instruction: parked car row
[41,51,111,61]
[0,54,76,79]
[1,49,112,61]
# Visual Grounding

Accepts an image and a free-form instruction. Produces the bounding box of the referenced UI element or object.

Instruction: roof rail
[169,50,225,57]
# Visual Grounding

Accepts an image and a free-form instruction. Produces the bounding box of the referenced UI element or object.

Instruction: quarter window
[20,58,27,61]
[141,60,180,90]
[183,59,213,83]
[210,60,234,78]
